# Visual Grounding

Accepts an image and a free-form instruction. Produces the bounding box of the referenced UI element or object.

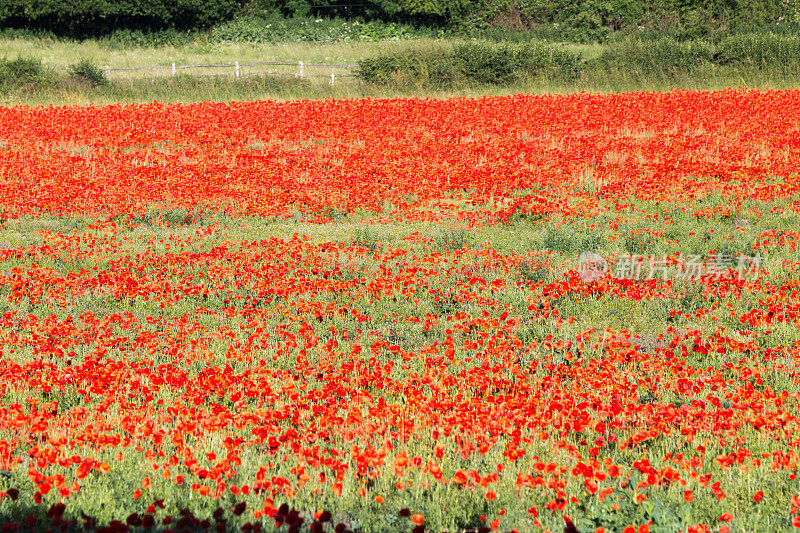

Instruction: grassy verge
[4,34,800,107]
[3,64,800,108]
[2,35,438,74]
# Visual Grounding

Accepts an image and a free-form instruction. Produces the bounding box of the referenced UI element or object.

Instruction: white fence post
[235,61,240,78]
[172,63,176,76]
[298,61,304,78]
[105,65,111,78]
[330,71,335,85]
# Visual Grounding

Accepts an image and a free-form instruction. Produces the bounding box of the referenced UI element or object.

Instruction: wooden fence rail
[47,60,359,84]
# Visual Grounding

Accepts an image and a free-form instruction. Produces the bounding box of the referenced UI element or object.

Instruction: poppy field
[0,89,800,532]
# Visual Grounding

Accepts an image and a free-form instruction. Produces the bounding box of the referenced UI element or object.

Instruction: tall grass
[4,32,800,106]
[5,68,800,108]
[0,34,430,73]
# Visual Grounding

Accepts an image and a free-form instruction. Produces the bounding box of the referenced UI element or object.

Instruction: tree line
[1,0,797,38]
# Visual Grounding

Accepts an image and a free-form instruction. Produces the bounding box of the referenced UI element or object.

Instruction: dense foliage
[1,0,799,39]
[357,40,581,86]
[356,34,800,87]
[0,0,246,36]
[0,57,55,91]
[209,14,433,43]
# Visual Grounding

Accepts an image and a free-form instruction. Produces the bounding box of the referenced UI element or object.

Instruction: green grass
[3,35,444,74]
[3,65,800,108]
[3,34,800,107]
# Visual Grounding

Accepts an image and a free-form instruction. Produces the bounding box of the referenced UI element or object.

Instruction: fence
[48,60,359,85]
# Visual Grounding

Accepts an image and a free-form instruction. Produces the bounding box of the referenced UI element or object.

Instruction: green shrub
[358,48,462,87]
[597,36,715,73]
[69,58,109,87]
[0,57,54,91]
[356,54,405,85]
[519,40,583,77]
[358,40,581,87]
[716,32,800,69]
[594,31,800,75]
[596,31,800,75]
[454,42,519,84]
